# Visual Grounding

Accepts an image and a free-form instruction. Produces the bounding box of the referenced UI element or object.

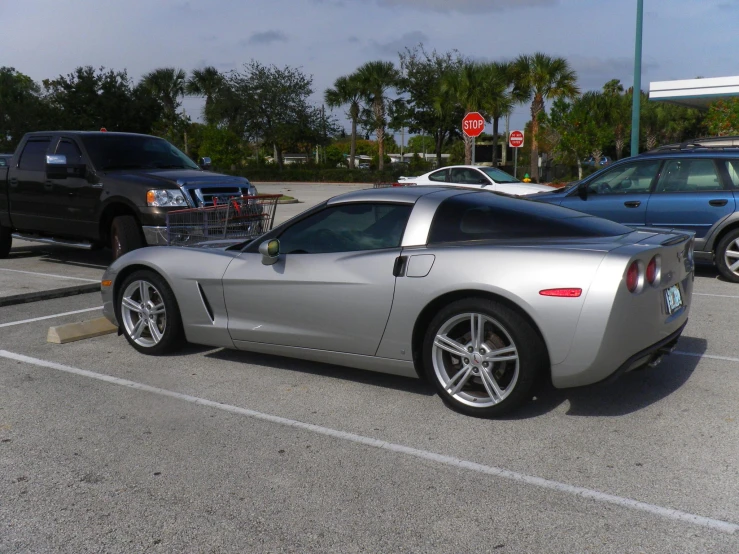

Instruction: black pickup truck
[0,131,256,259]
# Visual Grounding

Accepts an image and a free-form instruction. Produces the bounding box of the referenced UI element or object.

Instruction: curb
[0,283,101,307]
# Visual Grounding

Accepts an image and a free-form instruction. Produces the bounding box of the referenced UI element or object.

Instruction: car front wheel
[422,298,547,417]
[116,270,185,355]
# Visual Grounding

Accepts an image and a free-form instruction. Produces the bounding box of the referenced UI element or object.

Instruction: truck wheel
[0,225,11,258]
[111,216,144,260]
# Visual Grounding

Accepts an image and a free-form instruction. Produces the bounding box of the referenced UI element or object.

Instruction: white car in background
[397,165,554,196]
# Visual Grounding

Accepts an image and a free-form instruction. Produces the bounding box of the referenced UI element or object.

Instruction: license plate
[664,284,683,314]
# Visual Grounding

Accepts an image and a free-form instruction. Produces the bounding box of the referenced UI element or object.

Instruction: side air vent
[197,283,215,323]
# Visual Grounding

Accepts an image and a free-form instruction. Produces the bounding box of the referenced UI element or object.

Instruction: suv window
[586,160,660,195]
[450,168,488,185]
[278,203,412,254]
[18,139,51,171]
[428,169,448,183]
[429,193,630,243]
[723,160,739,188]
[655,159,724,192]
[56,139,84,165]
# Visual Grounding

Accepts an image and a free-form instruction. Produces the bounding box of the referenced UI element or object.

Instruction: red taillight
[646,256,658,284]
[626,261,639,292]
[539,288,582,297]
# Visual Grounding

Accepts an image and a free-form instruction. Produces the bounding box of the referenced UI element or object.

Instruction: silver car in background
[101,187,694,416]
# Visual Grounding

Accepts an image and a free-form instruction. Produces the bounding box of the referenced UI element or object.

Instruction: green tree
[185,66,225,125]
[355,60,400,171]
[511,53,579,181]
[141,67,187,140]
[482,61,514,166]
[439,62,490,164]
[406,134,434,154]
[398,45,464,167]
[705,98,739,136]
[325,74,363,169]
[0,67,45,151]
[601,79,631,159]
[198,125,242,170]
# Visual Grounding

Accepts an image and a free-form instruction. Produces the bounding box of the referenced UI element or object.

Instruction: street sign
[509,130,524,148]
[462,112,485,138]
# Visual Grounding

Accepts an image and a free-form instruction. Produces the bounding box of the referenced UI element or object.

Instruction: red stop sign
[509,130,524,148]
[462,112,485,138]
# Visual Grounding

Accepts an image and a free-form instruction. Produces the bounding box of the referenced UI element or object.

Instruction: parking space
[1,186,738,552]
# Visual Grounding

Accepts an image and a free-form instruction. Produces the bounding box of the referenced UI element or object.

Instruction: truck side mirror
[46,154,68,179]
[199,157,212,171]
[259,239,280,265]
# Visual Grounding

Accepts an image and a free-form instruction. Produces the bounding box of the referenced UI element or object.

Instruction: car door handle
[8,178,18,187]
[624,201,641,208]
[44,181,53,190]
[709,199,728,207]
[392,256,408,277]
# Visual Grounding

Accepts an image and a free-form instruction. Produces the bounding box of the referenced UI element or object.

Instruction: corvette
[101,186,694,416]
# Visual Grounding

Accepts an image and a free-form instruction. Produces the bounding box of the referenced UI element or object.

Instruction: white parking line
[675,350,739,363]
[0,307,103,328]
[0,268,99,282]
[694,292,739,299]
[0,349,736,535]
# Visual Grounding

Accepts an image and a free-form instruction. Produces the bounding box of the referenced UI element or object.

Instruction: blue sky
[1,0,738,141]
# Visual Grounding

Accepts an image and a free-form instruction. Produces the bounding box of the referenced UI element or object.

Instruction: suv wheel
[716,228,739,283]
[111,216,144,260]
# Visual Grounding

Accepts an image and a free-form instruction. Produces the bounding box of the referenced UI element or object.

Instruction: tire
[115,270,185,355]
[422,297,547,417]
[0,224,11,258]
[715,228,739,283]
[111,215,144,260]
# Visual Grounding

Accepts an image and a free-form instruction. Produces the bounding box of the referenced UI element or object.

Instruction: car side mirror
[577,182,589,200]
[259,239,280,265]
[199,157,212,171]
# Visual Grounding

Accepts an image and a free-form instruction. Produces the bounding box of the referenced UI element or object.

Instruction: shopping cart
[165,194,282,247]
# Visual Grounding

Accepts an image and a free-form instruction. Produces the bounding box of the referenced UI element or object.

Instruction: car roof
[327,186,456,205]
[26,131,160,138]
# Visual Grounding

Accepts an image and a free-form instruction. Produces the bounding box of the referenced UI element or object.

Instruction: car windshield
[80,134,199,171]
[477,167,520,184]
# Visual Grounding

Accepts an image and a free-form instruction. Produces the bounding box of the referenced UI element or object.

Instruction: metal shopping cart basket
[166,194,282,247]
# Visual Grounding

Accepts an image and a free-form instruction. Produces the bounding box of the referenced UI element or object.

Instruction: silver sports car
[101,186,694,416]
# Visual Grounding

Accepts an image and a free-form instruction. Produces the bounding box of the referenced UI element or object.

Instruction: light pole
[630,0,644,157]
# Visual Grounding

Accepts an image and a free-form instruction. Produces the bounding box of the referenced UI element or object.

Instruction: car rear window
[428,192,631,244]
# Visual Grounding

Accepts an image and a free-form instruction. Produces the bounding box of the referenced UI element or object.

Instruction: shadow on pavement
[507,336,707,419]
[8,243,113,269]
[206,348,434,397]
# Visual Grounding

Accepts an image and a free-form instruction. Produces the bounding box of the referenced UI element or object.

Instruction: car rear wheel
[716,228,739,283]
[111,215,144,260]
[422,298,547,417]
[116,270,185,355]
[0,224,11,258]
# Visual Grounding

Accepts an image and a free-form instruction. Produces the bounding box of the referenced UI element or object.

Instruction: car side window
[18,139,51,171]
[428,169,448,182]
[0,157,6,167]
[655,159,723,192]
[722,160,739,188]
[450,168,487,185]
[56,139,84,165]
[278,203,412,254]
[586,160,660,195]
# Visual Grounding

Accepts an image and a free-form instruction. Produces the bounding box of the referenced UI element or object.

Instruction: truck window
[18,139,51,171]
[56,139,84,165]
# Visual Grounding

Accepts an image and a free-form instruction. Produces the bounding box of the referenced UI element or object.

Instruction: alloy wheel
[120,280,167,348]
[723,238,739,277]
[432,312,519,408]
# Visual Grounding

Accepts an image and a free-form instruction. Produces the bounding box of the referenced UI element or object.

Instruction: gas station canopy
[649,76,739,110]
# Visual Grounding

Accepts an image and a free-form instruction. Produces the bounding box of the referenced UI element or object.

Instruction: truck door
[51,137,99,237]
[9,137,54,232]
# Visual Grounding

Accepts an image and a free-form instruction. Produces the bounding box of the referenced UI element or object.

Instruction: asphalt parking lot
[1,184,738,553]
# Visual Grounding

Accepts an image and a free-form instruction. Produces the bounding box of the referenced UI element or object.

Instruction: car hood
[102,168,251,187]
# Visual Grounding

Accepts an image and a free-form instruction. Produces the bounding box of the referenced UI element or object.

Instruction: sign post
[508,130,524,178]
[462,112,485,165]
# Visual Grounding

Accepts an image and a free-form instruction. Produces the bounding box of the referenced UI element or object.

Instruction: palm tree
[602,80,630,159]
[141,67,186,137]
[483,62,514,166]
[185,66,224,125]
[439,62,490,165]
[325,74,363,169]
[511,53,579,181]
[355,61,399,171]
